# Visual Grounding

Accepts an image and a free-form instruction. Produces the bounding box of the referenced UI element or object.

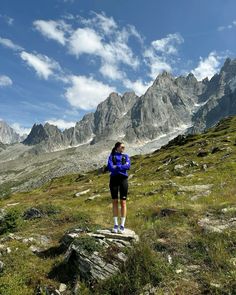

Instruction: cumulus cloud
[0,37,23,51]
[0,75,13,87]
[44,119,76,129]
[10,122,31,136]
[191,51,223,81]
[34,12,141,81]
[68,27,103,56]
[64,75,116,110]
[20,51,61,79]
[144,33,184,79]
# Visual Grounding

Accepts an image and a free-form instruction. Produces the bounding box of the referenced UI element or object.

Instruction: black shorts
[109,174,128,200]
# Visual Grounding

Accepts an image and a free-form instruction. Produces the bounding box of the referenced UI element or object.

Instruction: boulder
[61,227,139,287]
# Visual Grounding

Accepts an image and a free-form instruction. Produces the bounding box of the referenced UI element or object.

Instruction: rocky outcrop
[59,227,139,287]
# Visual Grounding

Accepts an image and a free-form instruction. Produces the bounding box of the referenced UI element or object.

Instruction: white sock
[113,216,118,226]
[120,216,126,227]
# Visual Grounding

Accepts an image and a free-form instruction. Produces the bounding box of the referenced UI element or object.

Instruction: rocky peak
[218,57,236,83]
[0,120,23,144]
[22,123,49,145]
[153,70,174,86]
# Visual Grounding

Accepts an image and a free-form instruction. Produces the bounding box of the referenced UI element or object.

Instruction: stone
[189,160,199,167]
[160,208,178,217]
[202,164,208,171]
[59,283,67,292]
[23,207,43,220]
[0,260,4,272]
[221,206,236,213]
[139,283,159,295]
[74,189,90,197]
[85,194,101,201]
[211,146,222,153]
[198,217,236,233]
[197,150,209,157]
[29,245,41,254]
[177,184,213,193]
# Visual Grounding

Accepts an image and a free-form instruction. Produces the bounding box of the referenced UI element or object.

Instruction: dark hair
[111,141,123,155]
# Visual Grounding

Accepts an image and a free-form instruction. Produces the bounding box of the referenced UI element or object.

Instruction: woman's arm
[117,154,131,170]
[107,154,118,173]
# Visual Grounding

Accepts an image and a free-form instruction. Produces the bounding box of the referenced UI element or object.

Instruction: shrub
[0,208,22,235]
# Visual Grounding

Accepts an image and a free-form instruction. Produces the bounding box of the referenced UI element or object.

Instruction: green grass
[0,115,236,294]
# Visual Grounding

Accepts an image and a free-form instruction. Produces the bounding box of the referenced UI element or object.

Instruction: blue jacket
[107,151,131,177]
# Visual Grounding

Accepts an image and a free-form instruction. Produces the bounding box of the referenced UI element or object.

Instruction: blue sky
[0,0,236,136]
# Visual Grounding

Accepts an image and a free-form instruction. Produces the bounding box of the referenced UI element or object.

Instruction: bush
[0,208,22,235]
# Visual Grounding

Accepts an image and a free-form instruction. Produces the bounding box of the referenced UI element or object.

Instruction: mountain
[0,120,27,144]
[21,70,207,151]
[22,57,236,153]
[187,57,236,133]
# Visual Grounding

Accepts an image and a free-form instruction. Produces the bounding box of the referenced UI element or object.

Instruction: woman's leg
[112,199,119,218]
[120,176,128,227]
[109,176,119,225]
[120,199,126,217]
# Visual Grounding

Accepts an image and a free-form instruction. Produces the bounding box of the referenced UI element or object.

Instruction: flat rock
[178,184,213,192]
[74,189,90,197]
[95,228,139,242]
[198,217,236,233]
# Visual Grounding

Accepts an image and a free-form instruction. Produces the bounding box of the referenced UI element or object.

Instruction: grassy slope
[0,115,236,294]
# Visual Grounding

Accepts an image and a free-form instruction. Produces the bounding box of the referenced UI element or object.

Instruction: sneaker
[118,225,125,234]
[111,224,119,233]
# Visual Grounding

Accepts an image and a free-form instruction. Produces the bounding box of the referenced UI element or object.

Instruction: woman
[107,142,131,234]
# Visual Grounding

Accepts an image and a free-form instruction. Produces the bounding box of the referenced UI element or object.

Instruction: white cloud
[0,37,23,51]
[34,12,141,80]
[20,51,61,79]
[44,119,76,129]
[64,75,116,110]
[144,33,184,79]
[0,14,14,26]
[151,33,184,54]
[79,11,118,35]
[68,27,103,56]
[123,79,153,96]
[33,20,71,45]
[191,51,223,81]
[99,63,124,80]
[10,123,31,136]
[0,75,13,87]
[67,24,140,79]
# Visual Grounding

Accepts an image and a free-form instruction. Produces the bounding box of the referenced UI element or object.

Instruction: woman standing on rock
[107,142,131,234]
